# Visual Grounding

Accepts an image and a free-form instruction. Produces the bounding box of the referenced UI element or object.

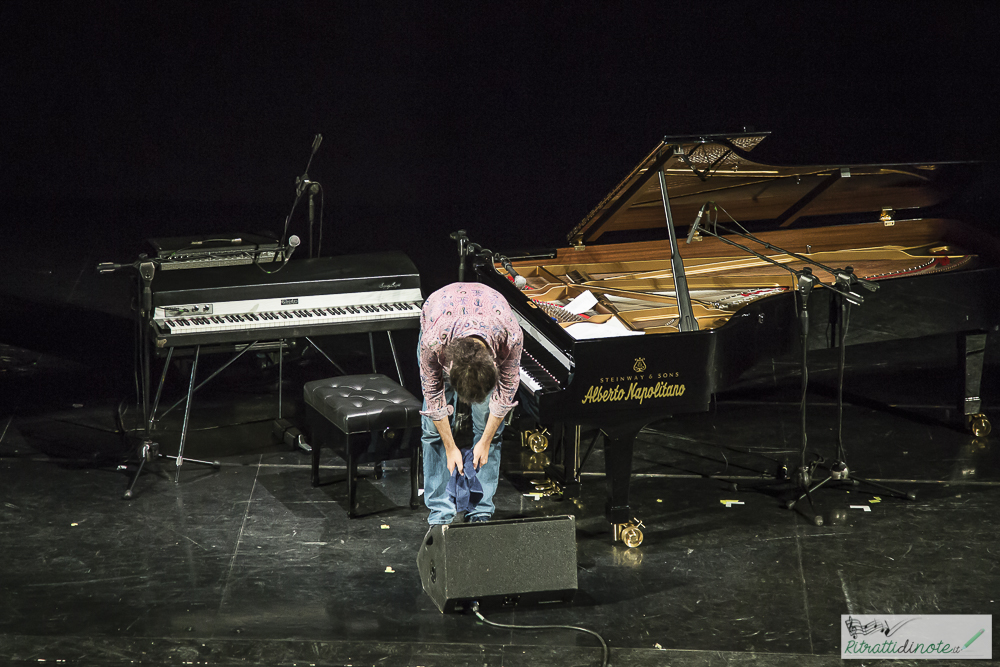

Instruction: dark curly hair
[445,336,497,405]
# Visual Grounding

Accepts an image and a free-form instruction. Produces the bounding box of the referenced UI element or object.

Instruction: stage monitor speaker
[416,515,578,613]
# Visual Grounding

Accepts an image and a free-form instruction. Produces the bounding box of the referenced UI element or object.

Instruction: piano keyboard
[148,253,424,348]
[155,300,421,336]
[519,349,562,394]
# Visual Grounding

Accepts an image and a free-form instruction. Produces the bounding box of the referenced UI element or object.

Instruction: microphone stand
[703,220,916,509]
[98,257,220,498]
[281,134,323,251]
[693,227,861,525]
[785,267,917,511]
[450,229,470,281]
[307,182,319,259]
[706,223,916,525]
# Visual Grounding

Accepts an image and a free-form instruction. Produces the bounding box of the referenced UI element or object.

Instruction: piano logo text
[281,298,299,305]
[599,372,679,383]
[633,357,646,372]
[379,282,402,290]
[581,381,686,405]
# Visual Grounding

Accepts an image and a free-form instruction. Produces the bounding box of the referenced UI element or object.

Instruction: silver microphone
[286,234,301,260]
[500,256,527,289]
[686,203,708,244]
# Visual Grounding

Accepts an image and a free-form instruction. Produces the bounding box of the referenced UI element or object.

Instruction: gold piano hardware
[614,518,644,548]
[521,427,550,453]
[530,478,562,497]
[881,207,895,224]
[968,413,991,438]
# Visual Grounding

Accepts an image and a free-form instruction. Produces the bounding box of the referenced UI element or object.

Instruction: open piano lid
[568,132,972,246]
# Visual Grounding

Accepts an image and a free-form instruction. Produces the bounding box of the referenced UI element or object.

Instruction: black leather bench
[304,374,422,517]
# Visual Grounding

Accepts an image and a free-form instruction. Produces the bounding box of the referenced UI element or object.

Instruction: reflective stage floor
[2,333,998,667]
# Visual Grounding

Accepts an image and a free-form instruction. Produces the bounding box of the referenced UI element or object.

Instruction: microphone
[286,234,301,260]
[138,261,156,314]
[686,202,708,244]
[97,261,133,273]
[499,256,527,289]
[311,133,323,152]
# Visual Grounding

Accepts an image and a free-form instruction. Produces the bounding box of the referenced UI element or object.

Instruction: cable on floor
[467,601,610,667]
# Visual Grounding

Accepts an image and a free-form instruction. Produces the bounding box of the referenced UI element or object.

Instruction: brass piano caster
[522,428,550,453]
[613,518,644,548]
[967,413,991,438]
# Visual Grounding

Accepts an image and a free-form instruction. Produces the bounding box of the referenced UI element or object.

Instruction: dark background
[2,1,998,302]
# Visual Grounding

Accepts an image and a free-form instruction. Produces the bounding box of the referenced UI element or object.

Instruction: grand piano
[473,132,1000,545]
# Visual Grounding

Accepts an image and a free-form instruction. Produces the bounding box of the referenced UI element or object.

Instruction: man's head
[445,336,497,405]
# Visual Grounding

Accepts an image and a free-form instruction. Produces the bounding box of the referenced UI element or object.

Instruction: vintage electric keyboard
[149,252,423,348]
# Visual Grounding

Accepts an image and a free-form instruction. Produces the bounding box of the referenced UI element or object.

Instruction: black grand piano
[473,132,1000,545]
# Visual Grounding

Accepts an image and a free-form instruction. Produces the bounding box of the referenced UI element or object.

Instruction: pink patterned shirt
[418,282,522,421]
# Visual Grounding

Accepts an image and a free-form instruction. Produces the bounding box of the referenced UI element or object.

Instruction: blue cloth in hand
[447,448,483,513]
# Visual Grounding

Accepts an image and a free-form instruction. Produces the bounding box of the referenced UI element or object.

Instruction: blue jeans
[421,382,505,525]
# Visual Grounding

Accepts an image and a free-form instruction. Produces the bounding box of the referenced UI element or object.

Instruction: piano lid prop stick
[657,168,699,332]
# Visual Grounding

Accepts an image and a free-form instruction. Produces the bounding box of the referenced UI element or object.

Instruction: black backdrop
[3,1,998,296]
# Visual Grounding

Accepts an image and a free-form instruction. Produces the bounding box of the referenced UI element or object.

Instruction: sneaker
[466,514,490,523]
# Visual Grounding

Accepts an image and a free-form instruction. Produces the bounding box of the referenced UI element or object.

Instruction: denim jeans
[421,381,505,525]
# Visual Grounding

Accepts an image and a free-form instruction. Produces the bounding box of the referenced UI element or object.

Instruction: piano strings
[504,240,976,334]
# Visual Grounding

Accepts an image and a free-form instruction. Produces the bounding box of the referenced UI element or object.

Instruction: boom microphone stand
[97,257,220,498]
[700,213,916,517]
[689,221,863,525]
[785,267,917,510]
[281,133,323,254]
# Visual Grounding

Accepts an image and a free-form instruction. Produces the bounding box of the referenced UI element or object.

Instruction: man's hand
[433,416,463,476]
[446,445,464,477]
[472,438,490,471]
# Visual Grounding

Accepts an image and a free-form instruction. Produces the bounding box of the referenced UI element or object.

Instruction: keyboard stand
[123,329,408,498]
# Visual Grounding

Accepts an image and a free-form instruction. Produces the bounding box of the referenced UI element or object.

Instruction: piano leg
[603,422,644,546]
[960,331,991,436]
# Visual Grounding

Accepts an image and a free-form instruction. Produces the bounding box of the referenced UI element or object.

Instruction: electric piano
[132,251,423,495]
[149,251,423,348]
[474,132,1000,545]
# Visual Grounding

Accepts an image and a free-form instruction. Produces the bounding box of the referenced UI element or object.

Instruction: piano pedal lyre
[613,518,644,548]
[529,478,562,498]
[521,427,550,453]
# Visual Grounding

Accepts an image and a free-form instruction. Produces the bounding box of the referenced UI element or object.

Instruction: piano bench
[303,374,422,518]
